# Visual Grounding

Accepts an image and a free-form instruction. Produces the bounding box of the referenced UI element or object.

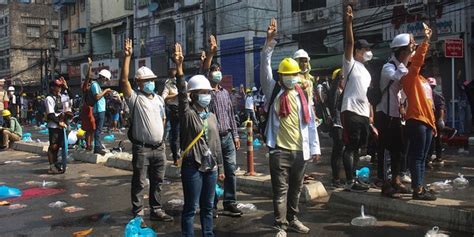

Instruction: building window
[125,0,133,10]
[291,0,325,12]
[61,7,68,20]
[21,17,46,25]
[0,26,7,38]
[139,26,148,56]
[185,18,195,55]
[80,0,85,12]
[26,26,40,38]
[115,31,125,52]
[70,3,76,15]
[63,31,69,49]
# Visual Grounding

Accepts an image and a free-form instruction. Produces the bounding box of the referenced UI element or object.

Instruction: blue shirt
[91,81,106,113]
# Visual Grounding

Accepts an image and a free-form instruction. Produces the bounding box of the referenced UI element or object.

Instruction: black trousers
[342,111,369,181]
[374,112,404,181]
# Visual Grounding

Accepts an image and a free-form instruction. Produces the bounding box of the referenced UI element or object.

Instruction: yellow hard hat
[76,128,85,137]
[21,93,26,97]
[246,88,251,93]
[119,93,124,97]
[2,109,11,117]
[332,68,342,80]
[278,58,300,75]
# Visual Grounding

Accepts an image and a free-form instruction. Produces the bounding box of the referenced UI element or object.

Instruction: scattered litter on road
[124,216,156,237]
[70,193,88,199]
[76,182,97,187]
[73,228,93,237]
[0,201,10,206]
[42,180,58,188]
[4,160,28,165]
[356,167,370,183]
[48,201,67,208]
[63,206,85,213]
[26,155,41,159]
[166,199,184,210]
[0,185,22,199]
[80,174,91,178]
[425,226,450,237]
[428,180,453,193]
[38,174,49,178]
[236,203,257,213]
[453,173,469,189]
[351,205,377,227]
[8,204,27,210]
[41,215,52,219]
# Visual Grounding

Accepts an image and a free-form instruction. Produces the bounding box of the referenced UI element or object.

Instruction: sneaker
[274,228,287,237]
[212,208,218,219]
[344,181,369,193]
[150,209,174,222]
[223,203,243,217]
[94,149,107,156]
[288,219,310,234]
[413,188,437,201]
[401,174,412,184]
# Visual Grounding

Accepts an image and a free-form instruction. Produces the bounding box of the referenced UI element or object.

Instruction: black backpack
[366,61,397,106]
[84,82,97,106]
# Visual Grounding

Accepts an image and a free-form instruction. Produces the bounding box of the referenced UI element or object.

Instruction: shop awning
[311,46,393,71]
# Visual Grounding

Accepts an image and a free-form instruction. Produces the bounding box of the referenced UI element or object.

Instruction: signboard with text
[444,39,464,58]
[80,59,120,81]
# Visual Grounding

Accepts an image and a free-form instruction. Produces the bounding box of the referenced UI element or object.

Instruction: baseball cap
[354,39,373,50]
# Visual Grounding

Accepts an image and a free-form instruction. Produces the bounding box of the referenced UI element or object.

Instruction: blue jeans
[214,132,237,208]
[93,112,105,152]
[168,109,180,162]
[181,161,217,237]
[406,120,433,189]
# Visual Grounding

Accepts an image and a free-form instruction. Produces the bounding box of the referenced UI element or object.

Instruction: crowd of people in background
[2,3,474,236]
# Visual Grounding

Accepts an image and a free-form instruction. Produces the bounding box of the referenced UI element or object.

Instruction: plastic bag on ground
[215,184,224,198]
[453,173,469,189]
[8,203,27,209]
[166,199,184,209]
[236,203,257,213]
[425,226,450,237]
[356,167,370,183]
[103,134,115,142]
[428,180,453,193]
[0,185,22,199]
[351,205,377,226]
[48,201,67,208]
[124,216,156,237]
[68,130,78,145]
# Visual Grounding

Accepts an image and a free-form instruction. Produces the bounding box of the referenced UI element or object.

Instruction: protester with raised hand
[201,35,242,218]
[80,57,96,151]
[120,38,173,221]
[375,33,413,197]
[261,17,320,236]
[173,42,224,237]
[341,4,373,192]
[400,24,437,201]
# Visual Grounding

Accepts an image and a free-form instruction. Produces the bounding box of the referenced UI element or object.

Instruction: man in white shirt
[244,88,257,125]
[375,33,414,197]
[162,68,181,166]
[341,5,373,192]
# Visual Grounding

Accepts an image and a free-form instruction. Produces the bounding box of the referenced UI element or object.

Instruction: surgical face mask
[143,81,155,94]
[211,71,222,83]
[197,94,212,108]
[363,51,373,62]
[281,75,300,89]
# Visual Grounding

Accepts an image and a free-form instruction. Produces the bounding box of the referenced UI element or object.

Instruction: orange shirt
[401,42,436,133]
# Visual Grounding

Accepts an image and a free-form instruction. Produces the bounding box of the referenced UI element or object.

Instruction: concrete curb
[12,141,48,155]
[327,190,474,233]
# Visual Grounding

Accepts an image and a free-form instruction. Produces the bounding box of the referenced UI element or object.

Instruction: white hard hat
[7,86,14,91]
[98,69,112,80]
[390,33,411,49]
[135,66,157,80]
[293,49,310,60]
[252,87,258,92]
[187,75,212,91]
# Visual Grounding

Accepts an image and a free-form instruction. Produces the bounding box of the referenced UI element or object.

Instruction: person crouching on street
[261,18,321,235]
[173,42,224,237]
[0,109,22,150]
[120,38,173,221]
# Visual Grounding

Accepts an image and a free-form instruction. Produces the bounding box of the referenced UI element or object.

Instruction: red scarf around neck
[278,84,310,124]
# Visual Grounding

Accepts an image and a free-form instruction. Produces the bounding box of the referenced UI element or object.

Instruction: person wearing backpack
[341,5,373,192]
[261,18,320,236]
[120,39,173,222]
[374,33,413,198]
[80,57,96,151]
[90,68,112,156]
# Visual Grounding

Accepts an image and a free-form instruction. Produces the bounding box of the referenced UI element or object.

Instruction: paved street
[0,149,472,236]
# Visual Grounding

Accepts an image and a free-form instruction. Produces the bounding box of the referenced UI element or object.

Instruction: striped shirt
[209,86,239,139]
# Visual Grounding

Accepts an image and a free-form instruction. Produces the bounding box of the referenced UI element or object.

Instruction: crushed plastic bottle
[425,226,450,237]
[236,203,257,213]
[48,201,67,208]
[356,167,370,183]
[350,205,377,227]
[42,180,58,188]
[453,173,469,189]
[428,180,453,193]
